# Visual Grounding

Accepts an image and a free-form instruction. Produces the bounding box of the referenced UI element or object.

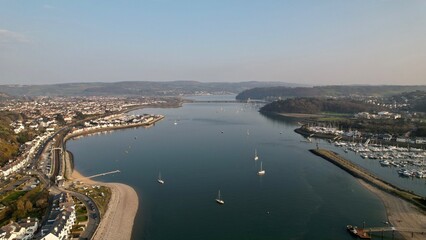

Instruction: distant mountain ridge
[236,85,426,100]
[0,81,304,97]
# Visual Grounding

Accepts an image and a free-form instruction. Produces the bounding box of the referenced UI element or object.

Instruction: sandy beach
[70,170,139,240]
[359,180,426,240]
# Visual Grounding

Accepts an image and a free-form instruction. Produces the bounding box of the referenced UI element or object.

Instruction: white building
[0,218,39,240]
[40,193,76,240]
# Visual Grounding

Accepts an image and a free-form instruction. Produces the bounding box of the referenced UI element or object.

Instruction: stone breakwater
[309,149,426,211]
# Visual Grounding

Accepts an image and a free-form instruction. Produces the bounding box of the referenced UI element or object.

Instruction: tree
[25,200,33,212]
[74,111,85,120]
[16,200,24,211]
[55,114,66,125]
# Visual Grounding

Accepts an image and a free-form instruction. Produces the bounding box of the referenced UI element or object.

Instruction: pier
[76,170,121,180]
[366,226,425,234]
[348,225,425,239]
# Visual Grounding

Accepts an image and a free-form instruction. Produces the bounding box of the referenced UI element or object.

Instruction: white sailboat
[157,171,164,184]
[254,149,259,161]
[257,162,265,175]
[215,190,224,205]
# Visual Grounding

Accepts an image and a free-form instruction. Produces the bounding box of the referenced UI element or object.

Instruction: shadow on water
[259,111,301,127]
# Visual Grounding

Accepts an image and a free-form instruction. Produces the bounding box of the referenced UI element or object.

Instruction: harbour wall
[309,148,426,211]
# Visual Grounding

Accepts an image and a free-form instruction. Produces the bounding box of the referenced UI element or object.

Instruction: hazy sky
[1,0,425,85]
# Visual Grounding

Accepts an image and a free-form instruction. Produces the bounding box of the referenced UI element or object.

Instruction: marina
[331,141,426,179]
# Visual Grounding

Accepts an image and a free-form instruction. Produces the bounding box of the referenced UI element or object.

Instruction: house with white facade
[40,193,76,240]
[0,218,39,240]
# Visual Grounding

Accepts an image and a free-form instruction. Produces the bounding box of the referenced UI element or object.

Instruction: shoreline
[64,115,165,142]
[69,168,139,240]
[358,179,426,240]
[310,148,426,239]
[277,112,325,118]
[62,113,161,239]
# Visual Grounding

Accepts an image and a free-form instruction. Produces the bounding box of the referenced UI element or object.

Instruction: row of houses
[0,131,53,178]
[70,114,162,135]
[0,218,39,240]
[40,193,76,240]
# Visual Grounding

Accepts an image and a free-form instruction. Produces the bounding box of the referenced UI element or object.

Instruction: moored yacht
[216,190,224,204]
[157,171,165,184]
[254,149,259,161]
[258,162,265,175]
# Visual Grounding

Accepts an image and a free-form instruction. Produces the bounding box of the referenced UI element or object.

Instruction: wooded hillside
[260,98,385,114]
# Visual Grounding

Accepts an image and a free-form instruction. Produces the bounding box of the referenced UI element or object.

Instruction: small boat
[216,190,224,205]
[379,160,390,166]
[254,149,259,161]
[346,225,371,239]
[157,171,164,184]
[347,225,358,236]
[258,162,265,175]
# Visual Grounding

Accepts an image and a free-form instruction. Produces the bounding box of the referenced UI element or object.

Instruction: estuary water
[67,96,394,240]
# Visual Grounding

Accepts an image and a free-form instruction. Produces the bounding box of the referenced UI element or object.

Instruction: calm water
[67,97,400,240]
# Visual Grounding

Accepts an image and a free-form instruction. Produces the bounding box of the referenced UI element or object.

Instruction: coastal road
[59,187,101,239]
[29,125,100,240]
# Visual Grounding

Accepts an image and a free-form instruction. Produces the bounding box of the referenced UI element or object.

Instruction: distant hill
[260,98,385,114]
[236,85,426,100]
[0,81,304,97]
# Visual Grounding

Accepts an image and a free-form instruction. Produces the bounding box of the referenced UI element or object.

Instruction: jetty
[75,170,121,181]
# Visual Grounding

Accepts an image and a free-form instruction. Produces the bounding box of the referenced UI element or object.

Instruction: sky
[0,0,425,85]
